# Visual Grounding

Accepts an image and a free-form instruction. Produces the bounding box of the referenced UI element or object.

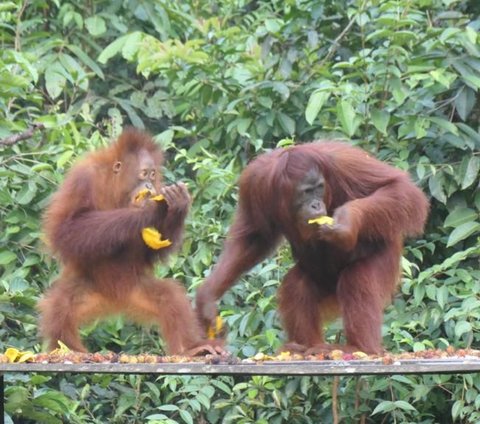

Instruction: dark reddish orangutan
[39,128,221,355]
[196,142,429,354]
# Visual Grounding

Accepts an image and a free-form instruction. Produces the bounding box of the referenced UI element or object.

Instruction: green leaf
[236,118,252,136]
[146,414,168,420]
[428,173,447,204]
[66,44,104,79]
[454,320,472,338]
[122,31,143,61]
[390,77,407,105]
[0,251,16,265]
[436,285,449,309]
[430,69,456,88]
[444,208,478,228]
[179,409,194,424]
[157,404,179,411]
[277,112,295,135]
[16,183,37,205]
[0,2,16,12]
[264,19,283,33]
[305,90,331,125]
[337,100,359,137]
[116,99,144,128]
[463,73,480,91]
[57,150,74,168]
[393,400,417,412]
[45,63,67,99]
[447,221,480,247]
[156,129,174,146]
[414,117,428,139]
[461,156,480,189]
[452,400,465,420]
[272,82,290,100]
[455,86,476,121]
[98,34,129,64]
[372,401,396,415]
[413,342,425,352]
[85,16,106,37]
[371,109,390,134]
[428,117,458,135]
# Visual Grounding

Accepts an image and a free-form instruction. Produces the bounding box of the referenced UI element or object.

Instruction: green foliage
[1,0,480,422]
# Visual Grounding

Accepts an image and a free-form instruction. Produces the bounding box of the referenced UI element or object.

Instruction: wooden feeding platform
[2,351,480,424]
[2,357,480,376]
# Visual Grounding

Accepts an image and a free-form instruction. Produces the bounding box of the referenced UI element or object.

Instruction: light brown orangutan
[39,128,222,355]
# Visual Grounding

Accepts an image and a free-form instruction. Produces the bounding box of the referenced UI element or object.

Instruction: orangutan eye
[139,169,148,180]
[150,170,156,180]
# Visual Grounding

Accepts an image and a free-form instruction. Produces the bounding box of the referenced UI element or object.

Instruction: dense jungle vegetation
[1,0,480,422]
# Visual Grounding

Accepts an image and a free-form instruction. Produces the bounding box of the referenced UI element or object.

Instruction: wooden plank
[2,359,480,376]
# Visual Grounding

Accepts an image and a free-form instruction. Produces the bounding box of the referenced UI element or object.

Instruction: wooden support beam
[2,358,480,376]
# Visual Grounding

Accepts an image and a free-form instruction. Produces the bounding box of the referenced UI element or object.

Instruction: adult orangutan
[196,142,429,354]
[39,128,221,355]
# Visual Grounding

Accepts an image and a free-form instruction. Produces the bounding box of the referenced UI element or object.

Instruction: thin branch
[319,0,367,67]
[0,123,45,146]
[15,0,29,51]
[332,376,340,424]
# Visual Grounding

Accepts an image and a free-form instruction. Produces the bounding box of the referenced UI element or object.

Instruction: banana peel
[142,227,172,250]
[134,188,165,204]
[308,215,335,226]
[207,316,224,340]
[4,347,34,363]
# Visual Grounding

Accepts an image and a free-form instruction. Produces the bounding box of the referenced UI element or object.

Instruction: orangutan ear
[113,161,122,173]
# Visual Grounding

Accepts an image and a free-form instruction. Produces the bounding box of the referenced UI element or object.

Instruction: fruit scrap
[141,227,172,250]
[308,215,335,226]
[134,188,152,203]
[49,340,71,355]
[134,189,165,204]
[329,349,344,360]
[252,352,274,361]
[207,316,224,340]
[276,351,293,361]
[4,347,34,363]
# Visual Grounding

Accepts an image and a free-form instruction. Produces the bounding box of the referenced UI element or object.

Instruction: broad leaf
[85,16,106,37]
[447,221,480,247]
[461,156,480,189]
[454,320,472,338]
[428,173,447,204]
[277,112,295,135]
[305,90,330,125]
[98,34,130,64]
[371,109,390,134]
[444,208,478,228]
[45,63,66,99]
[454,86,476,121]
[337,100,359,137]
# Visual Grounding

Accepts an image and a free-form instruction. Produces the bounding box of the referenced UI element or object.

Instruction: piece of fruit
[4,347,34,363]
[142,227,172,249]
[352,351,368,359]
[308,215,335,225]
[207,316,224,340]
[150,194,165,202]
[134,188,152,203]
[134,189,165,204]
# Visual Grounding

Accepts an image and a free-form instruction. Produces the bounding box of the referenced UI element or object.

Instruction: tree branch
[0,124,45,147]
[332,375,340,424]
[319,0,366,67]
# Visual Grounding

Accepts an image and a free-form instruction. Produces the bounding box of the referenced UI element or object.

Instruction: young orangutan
[39,128,222,355]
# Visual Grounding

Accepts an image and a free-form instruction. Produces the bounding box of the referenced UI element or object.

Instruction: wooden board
[2,358,480,376]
